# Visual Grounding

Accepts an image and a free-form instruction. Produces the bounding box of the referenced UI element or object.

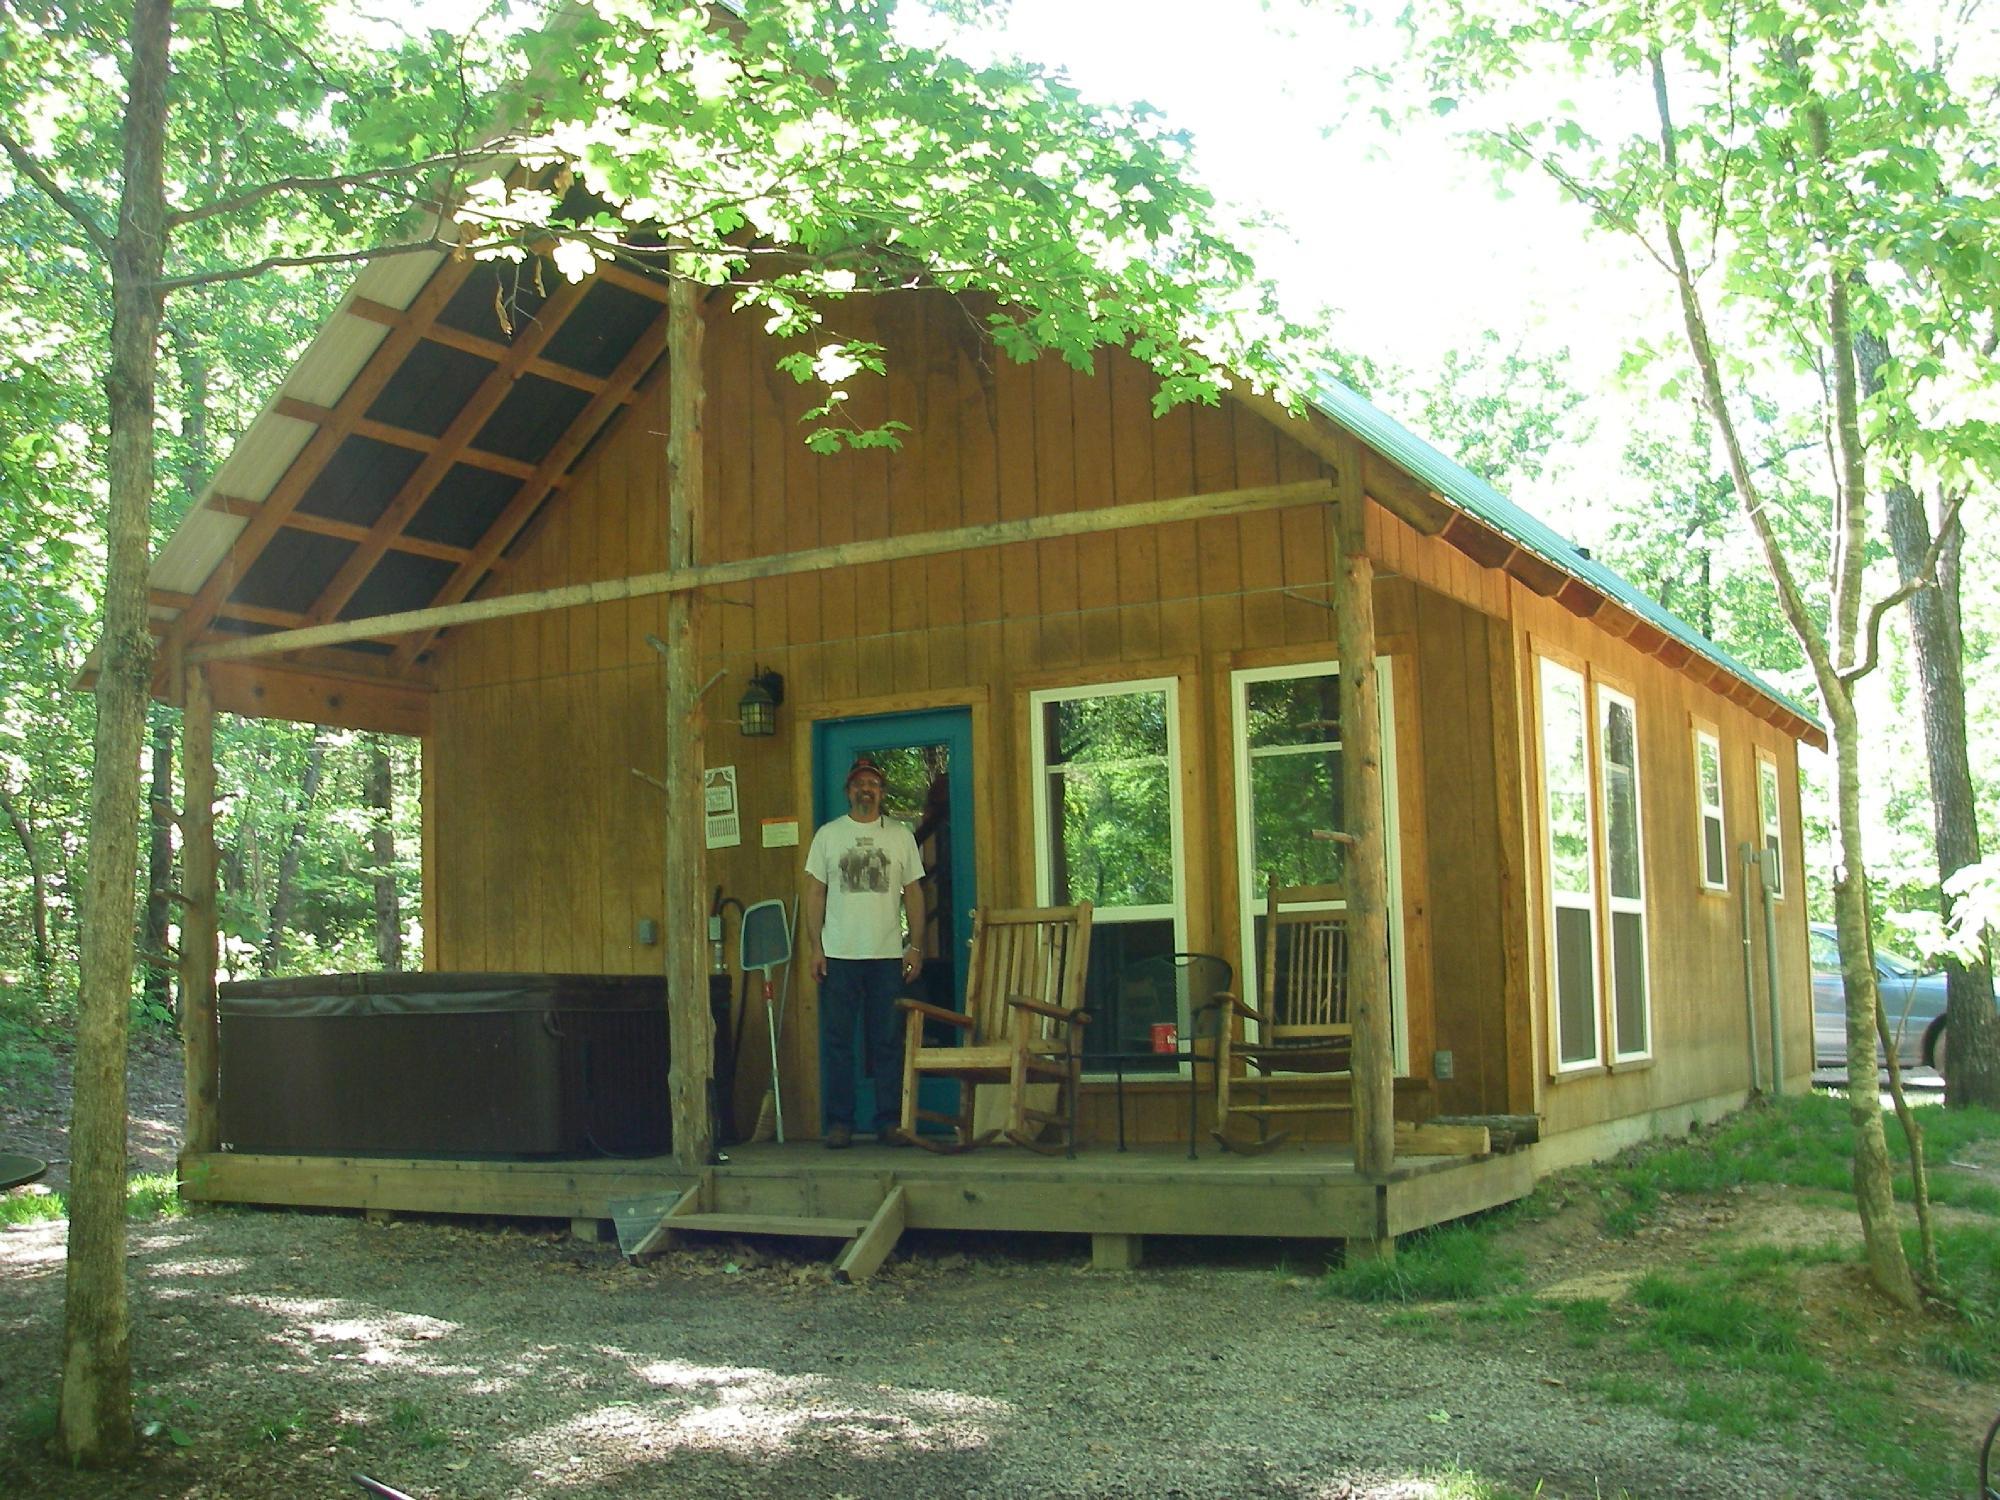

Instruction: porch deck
[178,1138,1537,1254]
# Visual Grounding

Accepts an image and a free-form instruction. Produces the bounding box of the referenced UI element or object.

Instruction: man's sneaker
[824,1123,853,1150]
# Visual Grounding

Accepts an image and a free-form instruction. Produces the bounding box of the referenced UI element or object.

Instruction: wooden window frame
[1532,650,1657,1079]
[1536,654,1602,1074]
[1028,677,1188,1074]
[1228,657,1408,1075]
[1756,748,1786,901]
[1693,722,1728,894]
[1598,683,1652,1064]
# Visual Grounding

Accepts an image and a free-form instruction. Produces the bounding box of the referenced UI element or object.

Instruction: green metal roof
[1306,376,1822,735]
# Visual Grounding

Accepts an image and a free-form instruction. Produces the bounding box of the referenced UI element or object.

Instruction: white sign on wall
[703,766,740,850]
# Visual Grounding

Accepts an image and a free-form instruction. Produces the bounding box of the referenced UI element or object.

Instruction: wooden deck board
[179,1140,1532,1245]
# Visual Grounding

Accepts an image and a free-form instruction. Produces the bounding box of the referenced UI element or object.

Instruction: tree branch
[166,148,515,228]
[153,235,473,292]
[0,127,115,257]
[1839,488,1966,689]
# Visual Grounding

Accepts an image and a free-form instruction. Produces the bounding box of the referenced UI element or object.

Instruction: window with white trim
[1694,728,1727,892]
[1030,680,1185,1070]
[1536,658,1655,1071]
[1599,688,1650,1060]
[1757,750,1785,899]
[1231,660,1408,1072]
[1539,658,1600,1070]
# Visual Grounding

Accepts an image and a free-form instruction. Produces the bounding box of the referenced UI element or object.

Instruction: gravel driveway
[0,1202,1892,1499]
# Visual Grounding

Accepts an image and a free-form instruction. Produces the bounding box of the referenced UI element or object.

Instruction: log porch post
[178,661,220,1158]
[1332,461,1394,1175]
[663,273,714,1170]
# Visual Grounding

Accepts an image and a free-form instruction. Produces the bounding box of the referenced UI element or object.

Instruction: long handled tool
[739,898,794,1143]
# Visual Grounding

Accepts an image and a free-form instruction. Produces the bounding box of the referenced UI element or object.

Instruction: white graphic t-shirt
[805,815,924,959]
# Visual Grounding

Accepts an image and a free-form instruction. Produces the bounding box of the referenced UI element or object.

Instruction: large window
[1540,660,1600,1069]
[1599,688,1649,1061]
[1030,679,1184,1070]
[1756,750,1785,899]
[1694,726,1727,892]
[1537,658,1653,1072]
[1231,660,1405,1071]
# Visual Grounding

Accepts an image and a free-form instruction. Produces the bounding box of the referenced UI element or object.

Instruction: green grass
[1568,1094,2000,1236]
[0,1171,188,1225]
[387,1397,450,1451]
[1319,1224,1523,1303]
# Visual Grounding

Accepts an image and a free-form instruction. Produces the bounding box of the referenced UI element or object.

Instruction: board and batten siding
[1503,576,1811,1143]
[421,283,1801,1147]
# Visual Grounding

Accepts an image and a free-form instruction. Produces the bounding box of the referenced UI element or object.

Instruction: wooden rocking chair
[893,902,1093,1155]
[1212,876,1353,1154]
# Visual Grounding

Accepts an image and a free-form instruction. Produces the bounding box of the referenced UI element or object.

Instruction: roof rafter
[272,397,552,484]
[207,493,480,566]
[346,295,627,401]
[304,273,599,628]
[392,301,673,667]
[158,258,481,660]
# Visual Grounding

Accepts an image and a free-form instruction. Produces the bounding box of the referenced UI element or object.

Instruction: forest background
[0,0,1993,1080]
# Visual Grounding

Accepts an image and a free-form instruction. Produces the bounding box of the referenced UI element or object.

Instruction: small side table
[1100,954,1232,1159]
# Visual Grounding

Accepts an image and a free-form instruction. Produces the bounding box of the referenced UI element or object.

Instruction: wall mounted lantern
[738,667,785,737]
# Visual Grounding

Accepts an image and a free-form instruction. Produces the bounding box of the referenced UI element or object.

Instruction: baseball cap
[845,757,886,790]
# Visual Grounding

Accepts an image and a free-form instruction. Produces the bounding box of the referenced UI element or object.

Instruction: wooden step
[669,1213,873,1239]
[1229,1102,1354,1116]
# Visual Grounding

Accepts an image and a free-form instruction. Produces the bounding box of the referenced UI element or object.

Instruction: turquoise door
[812,708,975,1133]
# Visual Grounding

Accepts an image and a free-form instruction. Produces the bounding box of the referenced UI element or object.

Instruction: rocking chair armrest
[896,998,973,1029]
[1005,995,1091,1025]
[1212,991,1269,1024]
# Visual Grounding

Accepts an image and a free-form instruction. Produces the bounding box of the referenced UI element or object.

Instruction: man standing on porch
[804,757,925,1149]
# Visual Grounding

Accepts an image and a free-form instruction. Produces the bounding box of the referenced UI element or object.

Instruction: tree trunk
[0,780,53,1005]
[1828,691,1920,1308]
[258,732,327,976]
[1645,47,1915,1307]
[60,0,172,1466]
[368,735,401,972]
[1853,350,1997,1111]
[142,710,174,1021]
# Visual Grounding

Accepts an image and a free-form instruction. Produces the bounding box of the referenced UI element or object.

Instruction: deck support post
[1331,458,1395,1177]
[1091,1232,1145,1271]
[663,271,713,1171]
[178,661,220,1159]
[1343,1233,1395,1264]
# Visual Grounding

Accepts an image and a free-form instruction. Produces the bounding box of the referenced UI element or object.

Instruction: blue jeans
[820,958,904,1132]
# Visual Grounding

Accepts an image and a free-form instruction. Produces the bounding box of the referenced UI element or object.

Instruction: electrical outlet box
[1433,1049,1454,1081]
[636,918,659,946]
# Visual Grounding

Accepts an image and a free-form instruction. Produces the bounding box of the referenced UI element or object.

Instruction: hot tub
[217,972,669,1156]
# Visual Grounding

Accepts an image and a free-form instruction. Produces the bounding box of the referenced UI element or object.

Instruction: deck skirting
[179,1141,1537,1249]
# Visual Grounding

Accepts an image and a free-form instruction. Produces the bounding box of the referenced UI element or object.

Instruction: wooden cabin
[148,248,1820,1263]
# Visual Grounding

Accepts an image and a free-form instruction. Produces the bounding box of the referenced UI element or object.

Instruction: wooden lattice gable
[148,248,672,687]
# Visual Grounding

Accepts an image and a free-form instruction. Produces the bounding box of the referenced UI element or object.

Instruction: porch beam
[189,476,1336,664]
[663,273,713,1172]
[178,662,220,1158]
[1331,448,1395,1176]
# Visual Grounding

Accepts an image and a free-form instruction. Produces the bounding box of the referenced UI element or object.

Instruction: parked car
[1810,922,1947,1071]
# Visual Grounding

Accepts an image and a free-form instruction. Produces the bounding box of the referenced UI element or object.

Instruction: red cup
[1151,1022,1178,1054]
